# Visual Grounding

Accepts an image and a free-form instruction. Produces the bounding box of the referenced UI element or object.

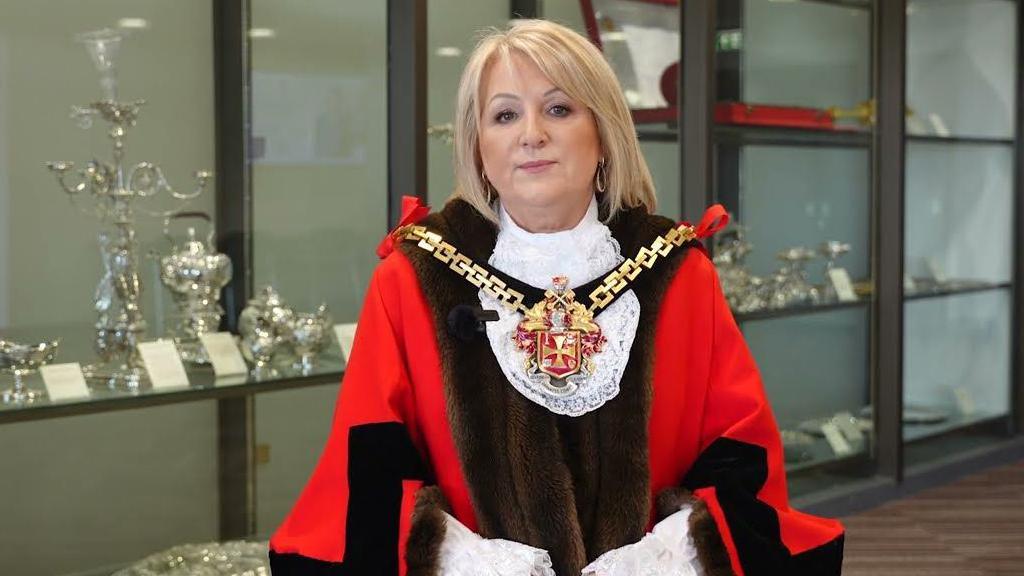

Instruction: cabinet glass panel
[250,1,387,322]
[0,3,217,574]
[717,0,872,133]
[427,0,508,207]
[906,0,1017,140]
[249,0,388,538]
[573,0,680,122]
[905,142,1014,289]
[904,290,1013,466]
[744,307,871,488]
[559,0,682,217]
[714,0,876,492]
[902,0,1017,467]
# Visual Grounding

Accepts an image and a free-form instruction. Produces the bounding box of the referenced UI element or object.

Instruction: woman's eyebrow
[487,87,564,105]
[488,92,520,104]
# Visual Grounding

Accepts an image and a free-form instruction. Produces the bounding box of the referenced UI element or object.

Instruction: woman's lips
[518,160,556,173]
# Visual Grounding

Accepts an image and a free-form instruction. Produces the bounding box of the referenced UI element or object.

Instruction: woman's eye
[495,110,517,123]
[549,104,571,117]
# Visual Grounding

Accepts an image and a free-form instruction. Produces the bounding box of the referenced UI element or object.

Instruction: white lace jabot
[477,197,640,417]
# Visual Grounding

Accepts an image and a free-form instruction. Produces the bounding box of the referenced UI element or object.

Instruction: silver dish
[111,540,269,576]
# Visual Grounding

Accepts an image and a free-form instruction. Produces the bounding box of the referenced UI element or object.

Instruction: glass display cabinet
[574,0,883,494]
[578,0,680,124]
[710,0,876,493]
[902,0,1019,465]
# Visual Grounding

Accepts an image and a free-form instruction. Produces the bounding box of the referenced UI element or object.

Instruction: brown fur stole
[398,198,694,574]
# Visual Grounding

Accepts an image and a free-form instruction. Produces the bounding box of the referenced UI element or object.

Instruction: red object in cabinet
[713,102,836,130]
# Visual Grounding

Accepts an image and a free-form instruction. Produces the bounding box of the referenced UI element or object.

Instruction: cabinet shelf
[715,124,872,148]
[785,435,870,475]
[802,0,872,10]
[636,124,873,147]
[904,281,1012,302]
[735,299,870,323]
[907,134,1015,147]
[904,411,1009,444]
[0,356,345,425]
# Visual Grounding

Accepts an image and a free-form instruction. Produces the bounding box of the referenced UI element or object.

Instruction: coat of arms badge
[513,276,607,395]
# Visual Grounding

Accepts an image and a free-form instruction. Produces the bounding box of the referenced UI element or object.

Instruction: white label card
[953,386,976,417]
[827,268,858,303]
[137,340,190,390]
[200,332,249,376]
[821,422,853,457]
[334,323,358,364]
[833,411,865,443]
[39,363,90,401]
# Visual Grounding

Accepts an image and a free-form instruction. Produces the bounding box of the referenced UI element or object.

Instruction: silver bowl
[0,339,60,403]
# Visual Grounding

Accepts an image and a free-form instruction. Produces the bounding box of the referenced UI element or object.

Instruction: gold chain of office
[394,221,697,315]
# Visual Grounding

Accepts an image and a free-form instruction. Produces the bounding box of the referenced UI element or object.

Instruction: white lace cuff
[581,505,704,576]
[438,512,556,576]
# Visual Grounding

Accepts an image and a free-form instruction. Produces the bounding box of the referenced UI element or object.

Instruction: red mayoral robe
[269,198,845,575]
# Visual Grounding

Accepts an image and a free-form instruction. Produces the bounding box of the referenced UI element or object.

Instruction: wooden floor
[841,459,1024,575]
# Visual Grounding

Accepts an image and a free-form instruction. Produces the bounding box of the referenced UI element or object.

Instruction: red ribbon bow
[376,195,431,259]
[681,204,729,240]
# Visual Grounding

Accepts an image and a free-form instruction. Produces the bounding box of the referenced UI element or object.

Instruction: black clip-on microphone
[447,304,500,342]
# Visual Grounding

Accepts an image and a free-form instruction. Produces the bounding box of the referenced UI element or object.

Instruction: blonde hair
[450,19,657,224]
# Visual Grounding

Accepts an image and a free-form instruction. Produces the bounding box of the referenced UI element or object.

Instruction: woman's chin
[509,186,587,207]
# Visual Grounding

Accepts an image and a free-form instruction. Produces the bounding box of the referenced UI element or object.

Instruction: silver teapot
[239,286,295,375]
[159,212,233,364]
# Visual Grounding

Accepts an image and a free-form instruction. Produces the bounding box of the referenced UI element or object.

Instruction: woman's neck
[501,198,594,234]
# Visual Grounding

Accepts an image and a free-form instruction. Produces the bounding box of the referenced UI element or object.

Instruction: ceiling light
[117,18,149,30]
[248,28,276,39]
[435,46,462,57]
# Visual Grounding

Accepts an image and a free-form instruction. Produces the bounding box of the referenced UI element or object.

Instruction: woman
[269,20,844,576]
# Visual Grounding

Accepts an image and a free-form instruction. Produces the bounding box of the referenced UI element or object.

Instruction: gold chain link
[397,225,529,314]
[587,223,695,311]
[396,221,696,315]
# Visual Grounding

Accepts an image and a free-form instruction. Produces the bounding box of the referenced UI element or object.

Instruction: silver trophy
[45,28,211,390]
[769,247,821,309]
[159,213,232,364]
[0,339,60,403]
[291,304,333,373]
[713,219,768,313]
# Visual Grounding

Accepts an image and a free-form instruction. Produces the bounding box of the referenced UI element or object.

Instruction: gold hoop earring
[595,159,608,193]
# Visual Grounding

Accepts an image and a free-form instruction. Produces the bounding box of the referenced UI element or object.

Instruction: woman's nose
[519,112,548,148]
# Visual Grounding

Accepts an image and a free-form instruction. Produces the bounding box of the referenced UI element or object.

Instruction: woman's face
[478,52,602,231]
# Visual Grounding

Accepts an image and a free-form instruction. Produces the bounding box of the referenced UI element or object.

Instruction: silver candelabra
[45,28,211,390]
